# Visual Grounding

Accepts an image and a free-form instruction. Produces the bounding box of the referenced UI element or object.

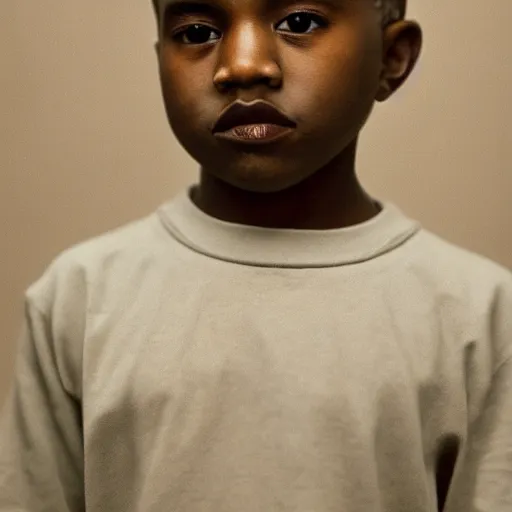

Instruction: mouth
[212,100,296,144]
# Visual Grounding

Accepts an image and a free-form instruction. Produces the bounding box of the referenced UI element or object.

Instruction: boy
[1,0,511,510]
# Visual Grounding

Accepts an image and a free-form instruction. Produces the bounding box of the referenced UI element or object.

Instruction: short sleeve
[444,274,512,511]
[0,296,85,511]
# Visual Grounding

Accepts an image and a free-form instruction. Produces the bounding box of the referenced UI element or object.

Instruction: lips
[212,100,296,134]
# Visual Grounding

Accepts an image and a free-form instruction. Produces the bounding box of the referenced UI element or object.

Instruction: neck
[191,140,380,230]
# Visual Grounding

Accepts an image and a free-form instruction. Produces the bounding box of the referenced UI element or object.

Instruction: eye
[275,12,328,34]
[172,11,327,45]
[174,24,221,45]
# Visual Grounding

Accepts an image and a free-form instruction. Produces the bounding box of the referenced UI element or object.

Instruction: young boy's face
[155,0,420,193]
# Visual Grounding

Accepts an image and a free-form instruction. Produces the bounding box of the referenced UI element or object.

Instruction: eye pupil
[184,24,213,44]
[287,13,314,33]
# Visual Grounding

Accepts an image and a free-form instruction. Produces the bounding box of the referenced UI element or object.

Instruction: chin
[179,130,331,193]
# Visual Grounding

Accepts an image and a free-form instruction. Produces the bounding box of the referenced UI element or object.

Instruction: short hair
[151,1,407,26]
[377,0,407,25]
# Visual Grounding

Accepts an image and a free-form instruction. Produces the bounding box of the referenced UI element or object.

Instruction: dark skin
[154,0,422,229]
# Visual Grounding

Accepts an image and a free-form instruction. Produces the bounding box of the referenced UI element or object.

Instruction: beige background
[1,1,511,405]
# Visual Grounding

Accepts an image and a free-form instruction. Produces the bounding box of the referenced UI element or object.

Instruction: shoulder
[404,228,512,292]
[18,213,177,399]
[25,212,169,313]
[401,228,512,359]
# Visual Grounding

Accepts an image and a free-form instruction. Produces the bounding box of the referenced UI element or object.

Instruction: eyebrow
[157,0,223,20]
[157,0,343,17]
[158,0,221,12]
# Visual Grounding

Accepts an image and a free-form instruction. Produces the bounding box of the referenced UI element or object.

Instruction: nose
[213,21,283,93]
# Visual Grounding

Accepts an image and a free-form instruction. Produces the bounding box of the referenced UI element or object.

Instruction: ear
[154,40,160,56]
[376,20,422,102]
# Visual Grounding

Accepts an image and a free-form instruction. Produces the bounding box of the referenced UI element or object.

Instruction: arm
[0,297,85,512]
[444,356,512,511]
[444,278,512,512]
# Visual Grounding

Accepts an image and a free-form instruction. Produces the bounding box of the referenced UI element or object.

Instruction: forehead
[155,0,367,14]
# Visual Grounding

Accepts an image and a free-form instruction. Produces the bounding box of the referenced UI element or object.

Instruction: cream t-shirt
[1,186,511,511]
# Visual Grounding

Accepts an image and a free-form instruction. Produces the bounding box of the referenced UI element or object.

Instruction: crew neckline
[157,186,421,268]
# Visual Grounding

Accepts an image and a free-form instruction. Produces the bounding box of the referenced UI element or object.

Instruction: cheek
[291,36,382,131]
[159,57,205,121]
[158,57,216,155]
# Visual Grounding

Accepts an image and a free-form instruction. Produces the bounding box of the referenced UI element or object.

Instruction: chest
[82,272,467,441]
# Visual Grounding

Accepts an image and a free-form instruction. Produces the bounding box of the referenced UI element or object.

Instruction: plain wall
[1,0,511,404]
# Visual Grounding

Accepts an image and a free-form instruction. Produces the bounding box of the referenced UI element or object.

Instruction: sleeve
[443,277,512,512]
[0,296,85,512]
